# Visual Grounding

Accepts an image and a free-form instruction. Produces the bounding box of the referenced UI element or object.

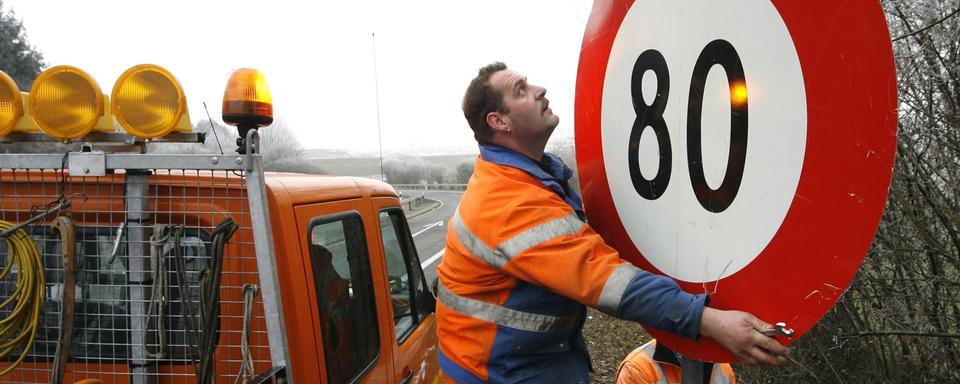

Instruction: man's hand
[699,307,790,366]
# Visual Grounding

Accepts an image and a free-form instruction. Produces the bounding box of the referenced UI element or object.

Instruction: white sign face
[601,0,807,282]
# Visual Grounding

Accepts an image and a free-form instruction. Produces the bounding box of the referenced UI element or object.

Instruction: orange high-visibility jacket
[616,340,735,384]
[436,144,708,383]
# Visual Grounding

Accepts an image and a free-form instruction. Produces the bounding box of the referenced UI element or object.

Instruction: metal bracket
[0,132,206,144]
[251,366,287,384]
[245,128,261,157]
[68,146,106,176]
[760,322,795,338]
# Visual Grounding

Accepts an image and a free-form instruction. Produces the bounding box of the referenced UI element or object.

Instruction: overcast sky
[5,0,593,154]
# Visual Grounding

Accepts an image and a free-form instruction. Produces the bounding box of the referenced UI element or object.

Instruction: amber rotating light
[0,71,23,137]
[112,64,187,139]
[29,65,104,141]
[222,68,272,154]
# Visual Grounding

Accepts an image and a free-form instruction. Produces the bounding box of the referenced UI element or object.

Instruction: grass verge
[583,308,652,383]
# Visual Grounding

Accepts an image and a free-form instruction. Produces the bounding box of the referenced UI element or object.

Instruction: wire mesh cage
[0,161,274,383]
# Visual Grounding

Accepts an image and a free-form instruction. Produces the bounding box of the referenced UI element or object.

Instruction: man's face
[489,69,559,141]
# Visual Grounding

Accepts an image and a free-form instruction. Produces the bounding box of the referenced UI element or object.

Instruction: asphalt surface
[400,189,463,284]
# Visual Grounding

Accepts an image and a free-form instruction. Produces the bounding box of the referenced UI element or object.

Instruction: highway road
[400,189,463,285]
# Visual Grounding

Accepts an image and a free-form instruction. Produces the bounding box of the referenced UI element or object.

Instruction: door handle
[399,368,414,384]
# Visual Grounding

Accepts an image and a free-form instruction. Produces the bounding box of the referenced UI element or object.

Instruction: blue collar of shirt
[479,143,585,220]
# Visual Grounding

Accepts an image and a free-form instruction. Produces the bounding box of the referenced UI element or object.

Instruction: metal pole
[372,32,385,182]
[244,130,292,380]
[126,170,157,384]
[680,357,713,384]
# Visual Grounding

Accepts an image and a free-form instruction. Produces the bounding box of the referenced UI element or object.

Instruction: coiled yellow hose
[0,220,46,377]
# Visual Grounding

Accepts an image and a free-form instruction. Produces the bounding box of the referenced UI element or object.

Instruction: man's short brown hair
[462,62,509,142]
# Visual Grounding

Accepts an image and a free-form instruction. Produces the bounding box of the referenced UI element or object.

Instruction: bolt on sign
[575,0,897,362]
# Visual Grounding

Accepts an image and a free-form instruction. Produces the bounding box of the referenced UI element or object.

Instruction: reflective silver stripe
[711,365,731,384]
[453,211,584,269]
[437,281,578,333]
[640,342,670,384]
[498,213,584,259]
[597,263,641,316]
[452,212,509,268]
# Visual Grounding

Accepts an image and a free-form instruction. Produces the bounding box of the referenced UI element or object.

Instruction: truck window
[378,209,431,342]
[309,213,379,384]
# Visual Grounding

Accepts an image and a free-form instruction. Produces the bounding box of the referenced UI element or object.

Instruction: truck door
[372,198,440,384]
[295,201,389,384]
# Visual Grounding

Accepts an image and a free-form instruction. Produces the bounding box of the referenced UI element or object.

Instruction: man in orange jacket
[616,340,736,384]
[435,62,788,383]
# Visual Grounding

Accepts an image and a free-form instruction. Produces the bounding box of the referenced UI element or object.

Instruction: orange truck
[0,65,441,383]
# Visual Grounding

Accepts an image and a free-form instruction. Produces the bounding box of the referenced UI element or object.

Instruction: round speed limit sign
[575,1,897,361]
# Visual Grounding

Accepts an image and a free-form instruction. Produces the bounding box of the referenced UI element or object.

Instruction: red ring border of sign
[575,1,897,361]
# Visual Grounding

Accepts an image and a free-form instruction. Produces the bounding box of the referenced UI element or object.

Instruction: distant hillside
[309,157,382,177]
[421,153,478,165]
[309,153,477,178]
[303,148,352,159]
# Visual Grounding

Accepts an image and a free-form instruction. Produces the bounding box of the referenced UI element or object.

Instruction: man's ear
[486,111,510,134]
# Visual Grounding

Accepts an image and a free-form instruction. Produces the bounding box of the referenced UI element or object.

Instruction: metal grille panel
[0,167,272,383]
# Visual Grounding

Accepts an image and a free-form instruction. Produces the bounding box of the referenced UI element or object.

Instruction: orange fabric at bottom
[616,340,736,384]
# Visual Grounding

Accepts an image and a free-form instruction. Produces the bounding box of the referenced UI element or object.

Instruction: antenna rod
[372,32,385,182]
[203,101,225,155]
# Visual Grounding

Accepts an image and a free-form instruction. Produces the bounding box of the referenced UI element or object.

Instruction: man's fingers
[760,335,790,356]
[747,347,783,365]
[748,315,772,331]
[738,354,759,366]
[705,309,792,366]
[730,330,790,367]
[757,348,787,366]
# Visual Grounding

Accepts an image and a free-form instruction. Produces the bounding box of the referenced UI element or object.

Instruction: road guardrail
[392,184,467,191]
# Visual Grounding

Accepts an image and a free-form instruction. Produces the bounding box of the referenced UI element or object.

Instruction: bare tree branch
[839,330,960,339]
[893,7,960,42]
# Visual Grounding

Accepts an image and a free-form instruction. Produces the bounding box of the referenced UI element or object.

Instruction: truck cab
[0,65,441,383]
[269,174,440,383]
